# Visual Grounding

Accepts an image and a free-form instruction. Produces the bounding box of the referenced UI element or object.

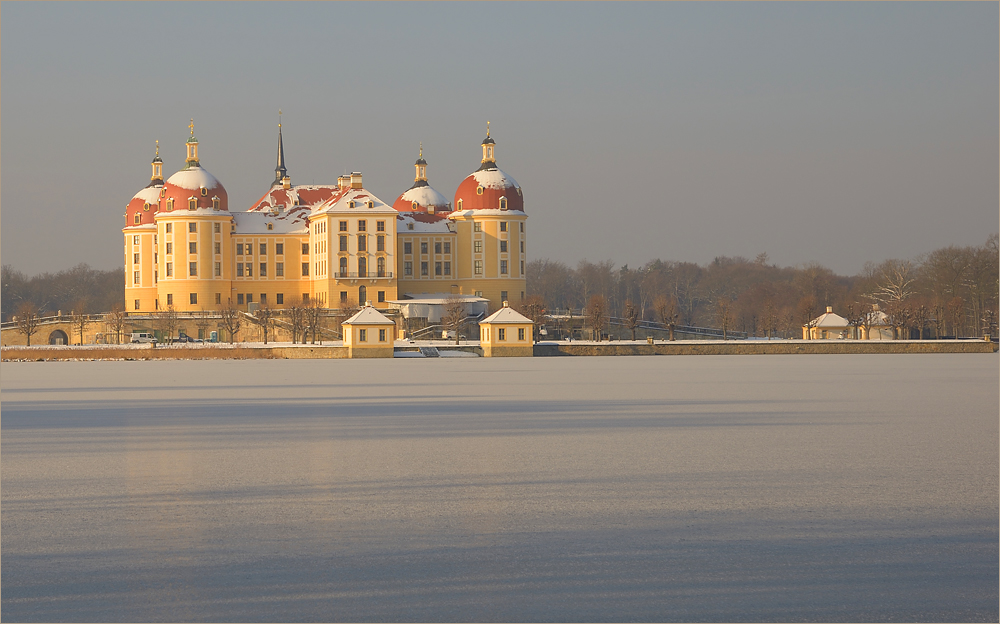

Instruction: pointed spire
[273,111,289,187]
[148,140,164,187]
[412,143,428,187]
[185,119,200,168]
[479,122,497,170]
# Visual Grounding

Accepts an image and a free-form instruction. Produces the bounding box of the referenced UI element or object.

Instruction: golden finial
[155,139,159,156]
[486,121,490,137]
[278,109,282,128]
[419,142,423,158]
[189,118,194,136]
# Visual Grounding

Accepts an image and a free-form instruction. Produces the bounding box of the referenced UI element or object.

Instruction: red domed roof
[160,165,229,212]
[393,182,451,214]
[454,168,523,213]
[125,184,161,227]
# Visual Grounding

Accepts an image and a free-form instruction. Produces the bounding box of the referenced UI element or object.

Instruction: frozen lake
[2,355,997,622]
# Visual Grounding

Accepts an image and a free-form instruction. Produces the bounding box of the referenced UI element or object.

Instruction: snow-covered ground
[2,355,997,621]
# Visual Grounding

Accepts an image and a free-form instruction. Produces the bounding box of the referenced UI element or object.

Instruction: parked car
[130,332,157,344]
[172,333,204,344]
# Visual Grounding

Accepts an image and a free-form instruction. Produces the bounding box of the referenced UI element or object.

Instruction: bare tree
[105,302,127,344]
[70,298,89,345]
[220,299,242,343]
[761,297,779,339]
[716,297,735,340]
[15,301,40,345]
[442,296,467,345]
[156,305,179,343]
[654,295,679,341]
[622,299,640,341]
[515,295,547,343]
[255,304,276,344]
[982,308,998,339]
[585,294,607,341]
[286,306,306,344]
[868,259,916,305]
[798,295,818,339]
[304,301,324,344]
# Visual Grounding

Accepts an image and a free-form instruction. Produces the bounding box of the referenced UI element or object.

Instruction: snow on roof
[342,305,396,325]
[314,188,397,215]
[481,303,532,325]
[448,209,526,218]
[231,207,310,234]
[810,309,850,328]
[165,167,224,191]
[249,185,343,212]
[472,168,519,190]
[399,185,450,208]
[396,212,454,233]
[131,186,162,203]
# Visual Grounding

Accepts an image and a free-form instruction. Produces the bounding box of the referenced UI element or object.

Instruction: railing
[334,272,393,279]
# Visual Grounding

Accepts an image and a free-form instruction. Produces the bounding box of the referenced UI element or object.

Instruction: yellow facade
[479,302,534,357]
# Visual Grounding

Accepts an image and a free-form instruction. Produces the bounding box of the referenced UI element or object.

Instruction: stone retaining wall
[533,340,998,356]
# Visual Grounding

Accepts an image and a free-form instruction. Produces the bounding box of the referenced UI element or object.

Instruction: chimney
[337,175,348,191]
[826,306,833,314]
[282,176,291,190]
[350,172,363,189]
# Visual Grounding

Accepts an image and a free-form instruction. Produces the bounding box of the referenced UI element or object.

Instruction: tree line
[526,234,999,339]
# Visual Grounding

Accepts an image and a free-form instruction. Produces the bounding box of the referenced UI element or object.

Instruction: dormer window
[212,197,220,210]
[348,200,355,208]
[476,186,483,195]
[166,198,174,211]
[457,199,463,210]
[143,202,150,211]
[367,200,374,209]
[516,187,522,196]
[407,223,414,230]
[200,187,208,197]
[499,197,507,210]
[188,198,197,210]
[428,206,435,214]
[266,223,273,231]
[160,188,166,198]
[133,213,141,224]
[412,201,418,211]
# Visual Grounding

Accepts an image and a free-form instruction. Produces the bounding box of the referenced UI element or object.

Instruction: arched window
[358,256,367,278]
[348,200,355,209]
[457,199,463,210]
[166,198,174,211]
[358,285,366,304]
[499,197,507,210]
[188,198,197,210]
[339,257,347,276]
[212,197,220,210]
[377,256,386,277]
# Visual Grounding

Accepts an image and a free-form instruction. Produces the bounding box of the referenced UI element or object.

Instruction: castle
[123,120,527,319]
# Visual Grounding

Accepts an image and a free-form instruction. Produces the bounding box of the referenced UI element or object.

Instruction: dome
[393,184,451,214]
[161,165,229,212]
[125,185,161,227]
[454,168,523,213]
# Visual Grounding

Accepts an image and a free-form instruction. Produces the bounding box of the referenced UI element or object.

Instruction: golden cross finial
[155,139,159,156]
[419,142,423,158]
[486,121,490,137]
[189,118,194,136]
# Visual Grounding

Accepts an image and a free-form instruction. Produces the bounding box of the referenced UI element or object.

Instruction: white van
[130,332,156,343]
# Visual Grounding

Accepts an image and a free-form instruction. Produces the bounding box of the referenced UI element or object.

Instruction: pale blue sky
[2,2,997,275]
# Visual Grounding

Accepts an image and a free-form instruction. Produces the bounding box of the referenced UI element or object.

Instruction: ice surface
[2,355,997,622]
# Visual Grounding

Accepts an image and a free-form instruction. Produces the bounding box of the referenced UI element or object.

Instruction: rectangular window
[214,262,221,276]
[521,261,524,274]
[474,260,483,275]
[302,243,309,255]
[518,328,525,341]
[435,242,442,254]
[215,242,221,254]
[443,242,451,254]
[500,241,507,253]
[378,290,385,303]
[500,222,507,232]
[377,235,384,252]
[404,242,412,255]
[166,242,173,255]
[189,242,197,254]
[359,328,367,342]
[166,262,173,277]
[237,263,244,277]
[339,221,348,232]
[421,261,428,276]
[379,328,386,342]
[435,262,442,276]
[134,213,141,224]
[135,299,140,310]
[133,270,140,284]
[133,235,140,245]
[500,260,508,275]
[358,220,367,232]
[275,243,284,255]
[404,261,412,276]
[237,243,244,255]
[189,222,197,233]
[302,262,309,276]
[237,293,244,304]
[498,328,506,341]
[247,294,253,304]
[341,291,348,302]
[520,241,525,253]
[444,261,451,275]
[275,262,284,276]
[260,243,267,255]
[276,293,283,305]
[189,262,197,276]
[377,220,385,232]
[358,235,367,252]
[474,241,483,253]
[259,263,267,277]
[260,293,267,304]
[167,293,173,305]
[302,293,310,303]
[520,222,524,232]
[165,223,172,233]
[420,242,428,255]
[340,235,348,252]
[215,293,221,304]
[214,223,221,233]
[246,264,252,277]
[190,293,198,305]
[245,244,252,257]
[134,253,140,264]
[474,222,482,232]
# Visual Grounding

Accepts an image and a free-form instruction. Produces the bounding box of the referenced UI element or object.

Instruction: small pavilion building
[342,303,396,358]
[479,301,533,357]
[803,306,851,340]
